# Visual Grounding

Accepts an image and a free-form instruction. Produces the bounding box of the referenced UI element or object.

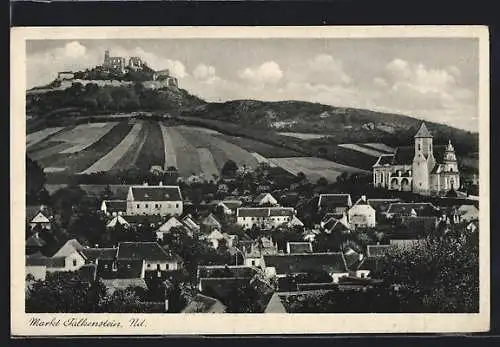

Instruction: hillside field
[27,120,375,182]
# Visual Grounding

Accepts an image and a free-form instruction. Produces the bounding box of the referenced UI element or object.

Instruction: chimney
[361,195,367,202]
[159,181,163,186]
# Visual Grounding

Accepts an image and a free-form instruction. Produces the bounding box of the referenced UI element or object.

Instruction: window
[127,264,131,269]
[251,260,256,266]
[104,264,108,269]
[176,204,179,208]
[418,143,421,151]
[157,264,161,271]
[166,263,170,270]
[145,204,148,208]
[155,204,159,208]
[147,263,151,268]
[137,204,140,208]
[72,259,77,267]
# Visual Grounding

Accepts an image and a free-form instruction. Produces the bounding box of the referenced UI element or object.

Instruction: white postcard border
[11,26,490,336]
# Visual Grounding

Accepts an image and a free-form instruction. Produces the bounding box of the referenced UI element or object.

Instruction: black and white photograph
[11,26,489,335]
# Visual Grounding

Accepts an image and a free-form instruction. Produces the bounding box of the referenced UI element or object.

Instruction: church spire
[414,122,433,138]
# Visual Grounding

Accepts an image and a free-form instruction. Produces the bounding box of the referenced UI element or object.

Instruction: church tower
[412,123,435,195]
[443,140,460,190]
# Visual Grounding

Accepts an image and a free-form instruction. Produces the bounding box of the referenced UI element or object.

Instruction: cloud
[192,64,221,85]
[369,59,477,131]
[239,61,283,85]
[293,54,352,85]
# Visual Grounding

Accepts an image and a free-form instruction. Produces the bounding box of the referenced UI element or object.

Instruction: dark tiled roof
[81,248,118,262]
[343,250,362,270]
[201,214,222,227]
[78,264,97,282]
[374,155,395,166]
[366,245,392,258]
[321,213,344,224]
[130,186,182,201]
[269,207,295,217]
[237,208,270,217]
[318,194,351,209]
[357,256,386,274]
[26,255,49,266]
[26,206,52,223]
[393,146,414,165]
[103,200,127,213]
[122,215,165,225]
[287,242,313,254]
[181,294,226,313]
[197,265,257,279]
[199,277,251,302]
[220,200,242,210]
[367,199,401,212]
[26,234,46,247]
[386,203,439,217]
[117,242,180,262]
[296,283,339,291]
[263,253,348,275]
[101,278,148,293]
[401,216,437,235]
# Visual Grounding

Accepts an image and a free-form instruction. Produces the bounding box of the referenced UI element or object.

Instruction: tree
[376,231,479,313]
[26,156,46,204]
[221,160,238,178]
[26,272,107,313]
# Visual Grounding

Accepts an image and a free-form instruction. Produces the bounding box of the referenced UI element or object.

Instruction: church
[372,123,460,196]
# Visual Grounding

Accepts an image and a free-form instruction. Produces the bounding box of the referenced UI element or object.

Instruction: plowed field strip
[26,127,66,148]
[135,122,165,171]
[163,127,201,177]
[197,148,219,178]
[160,122,177,170]
[79,122,143,174]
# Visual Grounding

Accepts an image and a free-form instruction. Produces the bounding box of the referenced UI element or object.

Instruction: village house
[262,252,350,283]
[126,182,183,216]
[202,229,237,250]
[106,214,165,229]
[236,207,297,230]
[366,198,402,214]
[155,216,185,241]
[26,205,52,230]
[100,200,127,216]
[240,237,279,267]
[181,214,201,233]
[25,255,48,281]
[27,239,88,274]
[216,199,243,215]
[201,213,222,231]
[321,213,351,234]
[106,215,130,229]
[373,123,461,196]
[117,242,183,274]
[317,194,353,215]
[253,193,279,206]
[384,202,440,219]
[347,195,376,229]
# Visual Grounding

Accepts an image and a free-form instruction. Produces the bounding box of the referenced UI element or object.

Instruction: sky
[26,38,479,132]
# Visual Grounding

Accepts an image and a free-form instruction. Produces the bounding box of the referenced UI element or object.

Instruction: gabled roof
[343,248,363,270]
[199,277,251,303]
[264,292,288,313]
[351,196,371,207]
[52,239,85,258]
[400,216,437,236]
[81,247,118,262]
[457,204,479,215]
[219,200,243,210]
[207,229,225,240]
[386,203,439,217]
[201,213,222,228]
[254,193,277,204]
[263,253,348,275]
[318,194,352,209]
[106,215,130,228]
[117,242,181,262]
[392,146,414,165]
[181,294,227,313]
[357,256,386,274]
[181,215,200,231]
[26,205,52,223]
[157,216,184,233]
[120,214,165,225]
[129,185,182,201]
[102,200,127,213]
[414,123,432,138]
[26,255,49,267]
[366,244,392,258]
[367,199,401,212]
[97,259,145,279]
[288,215,304,227]
[373,154,395,167]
